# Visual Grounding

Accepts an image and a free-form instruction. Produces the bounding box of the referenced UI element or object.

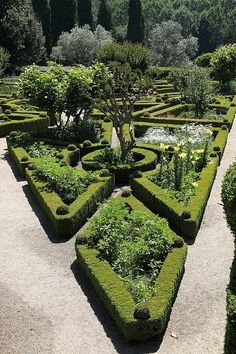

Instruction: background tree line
[0,0,235,69]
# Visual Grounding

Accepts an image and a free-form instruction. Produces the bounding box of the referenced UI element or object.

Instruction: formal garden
[1,0,236,352]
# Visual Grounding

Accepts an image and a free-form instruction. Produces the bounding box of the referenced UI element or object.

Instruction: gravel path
[0,116,235,353]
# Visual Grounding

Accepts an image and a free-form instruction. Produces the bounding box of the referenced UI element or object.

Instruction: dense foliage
[88,198,173,303]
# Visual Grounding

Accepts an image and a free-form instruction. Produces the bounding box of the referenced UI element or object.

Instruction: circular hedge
[81,148,157,183]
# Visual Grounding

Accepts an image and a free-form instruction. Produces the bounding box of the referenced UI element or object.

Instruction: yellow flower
[160,143,165,151]
[192,182,198,187]
[188,137,193,142]
[177,141,185,147]
[179,152,187,159]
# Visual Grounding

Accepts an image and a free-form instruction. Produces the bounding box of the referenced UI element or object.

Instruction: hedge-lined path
[0,113,235,354]
[158,119,236,354]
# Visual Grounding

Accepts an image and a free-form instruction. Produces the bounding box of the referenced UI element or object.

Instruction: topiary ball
[121,189,131,197]
[173,236,184,248]
[166,146,175,152]
[181,100,187,105]
[181,211,191,220]
[155,97,162,102]
[210,152,218,158]
[4,109,12,115]
[101,139,109,145]
[67,144,77,151]
[221,125,228,131]
[132,170,143,178]
[99,169,110,177]
[133,304,150,320]
[213,146,221,152]
[83,140,92,148]
[143,112,150,118]
[21,156,29,162]
[104,117,111,122]
[231,103,236,107]
[56,205,69,215]
[27,163,35,170]
[223,119,229,123]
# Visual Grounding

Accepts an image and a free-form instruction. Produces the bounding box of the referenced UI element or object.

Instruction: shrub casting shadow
[22,184,71,244]
[71,259,163,354]
[1,151,25,182]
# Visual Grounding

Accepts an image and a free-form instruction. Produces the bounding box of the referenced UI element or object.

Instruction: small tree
[185,67,212,117]
[51,25,112,66]
[210,44,236,86]
[95,63,149,161]
[149,21,198,66]
[0,47,10,76]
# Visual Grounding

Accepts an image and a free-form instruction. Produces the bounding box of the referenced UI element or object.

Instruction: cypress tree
[97,0,112,31]
[127,0,144,43]
[78,0,94,29]
[50,0,78,45]
[32,0,52,53]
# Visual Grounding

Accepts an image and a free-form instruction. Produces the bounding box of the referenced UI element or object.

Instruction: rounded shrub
[166,146,175,152]
[155,97,162,102]
[143,112,150,118]
[67,144,77,151]
[83,140,92,148]
[222,162,236,233]
[224,119,229,123]
[28,163,35,170]
[221,125,228,130]
[210,152,218,158]
[181,100,187,105]
[4,109,12,115]
[21,156,29,162]
[101,139,109,145]
[99,169,110,177]
[181,211,191,220]
[173,236,184,248]
[56,205,69,215]
[132,170,143,178]
[133,304,150,320]
[39,112,47,117]
[231,103,236,107]
[121,189,131,197]
[213,146,221,152]
[104,117,111,122]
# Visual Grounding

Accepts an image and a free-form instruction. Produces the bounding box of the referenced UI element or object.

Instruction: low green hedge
[0,114,49,137]
[81,148,157,183]
[130,156,219,239]
[75,195,187,341]
[26,169,115,237]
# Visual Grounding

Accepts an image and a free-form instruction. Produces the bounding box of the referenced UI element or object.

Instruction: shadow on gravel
[1,151,24,182]
[22,184,71,244]
[71,260,163,354]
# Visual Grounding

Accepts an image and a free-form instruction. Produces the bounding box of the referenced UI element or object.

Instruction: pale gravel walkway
[0,116,235,354]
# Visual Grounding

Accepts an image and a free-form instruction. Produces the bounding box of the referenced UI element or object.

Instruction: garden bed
[130,156,219,239]
[75,194,187,341]
[26,168,115,238]
[81,147,157,183]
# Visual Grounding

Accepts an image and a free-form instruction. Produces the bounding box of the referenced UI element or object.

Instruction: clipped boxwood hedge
[26,169,115,237]
[130,156,219,239]
[0,114,49,137]
[75,195,187,341]
[81,148,157,183]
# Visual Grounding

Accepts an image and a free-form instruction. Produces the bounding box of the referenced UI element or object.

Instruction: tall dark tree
[78,0,94,29]
[50,0,78,45]
[97,0,112,31]
[32,0,52,53]
[127,0,144,43]
[0,0,46,65]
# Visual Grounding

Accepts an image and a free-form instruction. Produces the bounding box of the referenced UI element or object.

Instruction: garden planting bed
[75,194,187,342]
[130,155,219,239]
[81,147,157,183]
